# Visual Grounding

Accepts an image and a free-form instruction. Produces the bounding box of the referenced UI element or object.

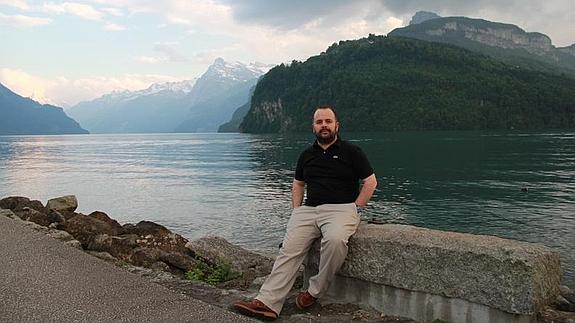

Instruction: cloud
[135,42,189,65]
[0,68,183,107]
[0,0,30,10]
[0,12,52,27]
[101,7,123,16]
[137,56,163,64]
[42,2,104,20]
[213,0,574,47]
[102,23,126,31]
[80,0,404,66]
[151,42,189,62]
[385,17,404,31]
[201,2,399,64]
[88,0,233,26]
[0,68,56,105]
[216,0,357,30]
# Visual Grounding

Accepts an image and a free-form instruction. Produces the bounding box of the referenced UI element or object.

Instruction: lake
[0,131,573,287]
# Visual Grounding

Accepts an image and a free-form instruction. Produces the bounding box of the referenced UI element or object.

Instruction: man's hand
[292,179,305,208]
[355,174,377,207]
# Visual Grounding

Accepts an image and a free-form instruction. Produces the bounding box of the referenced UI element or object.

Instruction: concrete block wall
[304,224,562,323]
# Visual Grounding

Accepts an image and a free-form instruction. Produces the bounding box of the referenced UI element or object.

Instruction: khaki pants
[256,203,360,314]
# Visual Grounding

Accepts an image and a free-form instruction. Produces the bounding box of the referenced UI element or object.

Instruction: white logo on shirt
[333,155,339,159]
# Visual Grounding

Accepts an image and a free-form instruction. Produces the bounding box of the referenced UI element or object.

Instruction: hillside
[217,86,256,132]
[0,83,88,135]
[240,35,575,133]
[388,15,575,76]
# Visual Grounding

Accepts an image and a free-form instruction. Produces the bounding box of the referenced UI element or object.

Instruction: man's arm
[354,174,377,207]
[292,179,305,208]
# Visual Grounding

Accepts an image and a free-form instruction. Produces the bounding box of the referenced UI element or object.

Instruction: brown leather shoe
[295,291,317,309]
[233,299,278,320]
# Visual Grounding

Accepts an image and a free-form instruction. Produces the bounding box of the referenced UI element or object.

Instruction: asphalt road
[0,214,256,322]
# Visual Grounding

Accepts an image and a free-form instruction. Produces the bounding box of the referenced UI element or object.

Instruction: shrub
[185,260,239,286]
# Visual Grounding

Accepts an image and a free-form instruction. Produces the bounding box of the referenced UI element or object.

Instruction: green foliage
[240,35,575,133]
[185,260,239,286]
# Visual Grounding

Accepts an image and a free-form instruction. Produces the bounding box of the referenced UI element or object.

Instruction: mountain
[240,35,575,133]
[67,80,197,133]
[409,11,441,25]
[389,14,575,76]
[175,58,270,132]
[217,87,254,132]
[68,58,270,134]
[0,83,88,135]
[558,43,575,56]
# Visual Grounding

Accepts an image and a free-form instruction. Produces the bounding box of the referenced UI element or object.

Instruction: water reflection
[0,131,573,286]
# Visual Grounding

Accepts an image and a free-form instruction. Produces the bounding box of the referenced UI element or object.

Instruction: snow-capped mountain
[175,58,272,132]
[141,79,197,95]
[203,57,271,81]
[184,58,272,108]
[67,79,197,133]
[90,79,197,104]
[67,58,271,133]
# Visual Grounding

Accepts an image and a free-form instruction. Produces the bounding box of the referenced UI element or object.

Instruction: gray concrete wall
[305,224,561,322]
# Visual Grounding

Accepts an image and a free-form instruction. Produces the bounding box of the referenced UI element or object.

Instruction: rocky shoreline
[1,195,574,323]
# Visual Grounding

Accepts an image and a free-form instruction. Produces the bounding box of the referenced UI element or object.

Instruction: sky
[1,0,574,107]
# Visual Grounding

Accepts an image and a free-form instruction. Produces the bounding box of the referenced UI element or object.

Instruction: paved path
[0,215,255,322]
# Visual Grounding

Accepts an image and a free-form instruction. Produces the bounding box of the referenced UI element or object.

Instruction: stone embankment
[1,194,574,323]
[0,195,406,322]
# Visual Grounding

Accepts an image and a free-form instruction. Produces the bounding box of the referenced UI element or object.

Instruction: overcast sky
[1,0,573,107]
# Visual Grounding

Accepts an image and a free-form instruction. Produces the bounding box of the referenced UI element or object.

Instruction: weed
[185,260,239,286]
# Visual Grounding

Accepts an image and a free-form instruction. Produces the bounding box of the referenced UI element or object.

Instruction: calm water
[0,131,573,287]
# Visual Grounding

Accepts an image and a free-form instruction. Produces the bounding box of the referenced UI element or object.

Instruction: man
[234,105,377,320]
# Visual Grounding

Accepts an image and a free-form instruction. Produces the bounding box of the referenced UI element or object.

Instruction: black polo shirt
[295,138,374,207]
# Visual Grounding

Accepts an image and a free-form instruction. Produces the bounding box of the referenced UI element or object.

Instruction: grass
[185,260,239,286]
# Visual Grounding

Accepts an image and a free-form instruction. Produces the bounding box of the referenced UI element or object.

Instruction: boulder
[64,240,83,250]
[86,234,139,259]
[0,196,46,213]
[561,285,575,305]
[0,208,17,219]
[159,252,199,272]
[123,221,189,255]
[150,261,171,272]
[123,221,171,236]
[89,211,123,234]
[186,236,274,288]
[14,207,51,227]
[130,247,163,268]
[46,229,74,242]
[556,295,575,312]
[60,210,80,220]
[46,195,78,213]
[47,210,66,225]
[86,251,119,263]
[64,214,121,247]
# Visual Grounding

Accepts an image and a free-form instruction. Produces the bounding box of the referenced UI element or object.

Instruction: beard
[314,128,338,145]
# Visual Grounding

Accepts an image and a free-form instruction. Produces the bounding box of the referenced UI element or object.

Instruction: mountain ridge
[0,83,88,135]
[68,58,271,133]
[388,15,575,76]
